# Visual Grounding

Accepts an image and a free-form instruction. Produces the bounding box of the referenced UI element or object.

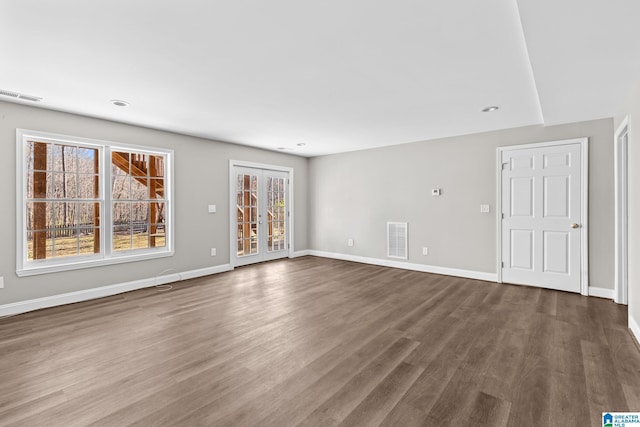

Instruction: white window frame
[16,129,174,277]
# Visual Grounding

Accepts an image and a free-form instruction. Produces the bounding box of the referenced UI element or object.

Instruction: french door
[499,139,587,294]
[232,165,290,267]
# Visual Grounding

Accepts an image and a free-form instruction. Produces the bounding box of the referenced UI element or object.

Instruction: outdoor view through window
[26,141,101,260]
[23,135,169,268]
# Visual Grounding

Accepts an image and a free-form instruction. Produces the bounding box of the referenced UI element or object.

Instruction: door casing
[614,117,629,305]
[229,160,294,267]
[496,138,589,295]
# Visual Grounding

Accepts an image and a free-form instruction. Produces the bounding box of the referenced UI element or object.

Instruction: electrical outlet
[422,247,428,256]
[210,248,216,256]
[0,277,3,288]
[480,204,490,213]
[208,204,216,213]
[347,238,354,247]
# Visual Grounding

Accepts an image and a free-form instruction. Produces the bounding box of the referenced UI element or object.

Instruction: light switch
[431,189,441,196]
[208,205,216,213]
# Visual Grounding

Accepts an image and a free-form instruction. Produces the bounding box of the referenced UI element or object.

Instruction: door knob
[571,223,580,229]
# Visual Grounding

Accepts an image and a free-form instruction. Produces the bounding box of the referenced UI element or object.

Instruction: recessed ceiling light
[297,143,306,147]
[481,106,499,112]
[110,100,129,107]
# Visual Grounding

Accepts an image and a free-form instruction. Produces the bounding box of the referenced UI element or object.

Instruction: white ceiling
[1,1,639,157]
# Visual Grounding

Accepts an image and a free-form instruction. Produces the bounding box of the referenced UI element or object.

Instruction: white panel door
[501,143,582,293]
[233,166,289,267]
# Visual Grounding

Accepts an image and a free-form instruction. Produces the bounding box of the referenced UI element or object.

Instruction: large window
[17,129,173,276]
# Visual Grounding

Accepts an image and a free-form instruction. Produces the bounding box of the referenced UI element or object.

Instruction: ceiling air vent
[0,89,42,102]
[18,94,42,102]
[387,222,408,259]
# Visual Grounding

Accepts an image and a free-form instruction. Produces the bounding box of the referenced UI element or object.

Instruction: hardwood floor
[1,256,639,426]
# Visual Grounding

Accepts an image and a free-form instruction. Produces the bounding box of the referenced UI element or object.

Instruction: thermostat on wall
[431,188,441,196]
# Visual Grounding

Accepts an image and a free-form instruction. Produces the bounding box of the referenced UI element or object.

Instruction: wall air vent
[0,89,42,102]
[387,222,408,259]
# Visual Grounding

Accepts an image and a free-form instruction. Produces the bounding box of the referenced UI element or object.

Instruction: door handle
[571,223,580,229]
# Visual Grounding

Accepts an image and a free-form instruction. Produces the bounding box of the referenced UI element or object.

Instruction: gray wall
[616,80,640,331]
[0,100,618,309]
[0,101,309,305]
[309,119,614,289]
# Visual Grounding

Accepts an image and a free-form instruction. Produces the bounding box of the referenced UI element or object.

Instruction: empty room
[1,1,640,426]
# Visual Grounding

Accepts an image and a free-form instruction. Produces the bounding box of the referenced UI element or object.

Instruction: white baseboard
[3,254,614,318]
[0,264,233,317]
[630,315,640,346]
[290,250,311,258]
[588,286,615,299]
[307,250,498,282]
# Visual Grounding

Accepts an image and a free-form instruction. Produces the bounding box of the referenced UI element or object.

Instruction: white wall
[309,119,614,288]
[0,101,309,306]
[616,80,640,341]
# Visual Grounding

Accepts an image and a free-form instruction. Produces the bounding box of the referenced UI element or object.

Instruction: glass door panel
[267,175,287,252]
[236,172,258,257]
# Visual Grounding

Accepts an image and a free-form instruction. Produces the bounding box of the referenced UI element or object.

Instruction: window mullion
[104,146,112,258]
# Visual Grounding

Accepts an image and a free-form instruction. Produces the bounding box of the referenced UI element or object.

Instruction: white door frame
[614,116,629,304]
[496,138,589,295]
[229,160,294,267]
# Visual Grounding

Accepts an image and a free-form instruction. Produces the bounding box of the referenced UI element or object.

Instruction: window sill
[16,250,175,277]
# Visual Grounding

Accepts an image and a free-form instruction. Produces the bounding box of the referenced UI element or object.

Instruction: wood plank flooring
[1,256,639,426]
